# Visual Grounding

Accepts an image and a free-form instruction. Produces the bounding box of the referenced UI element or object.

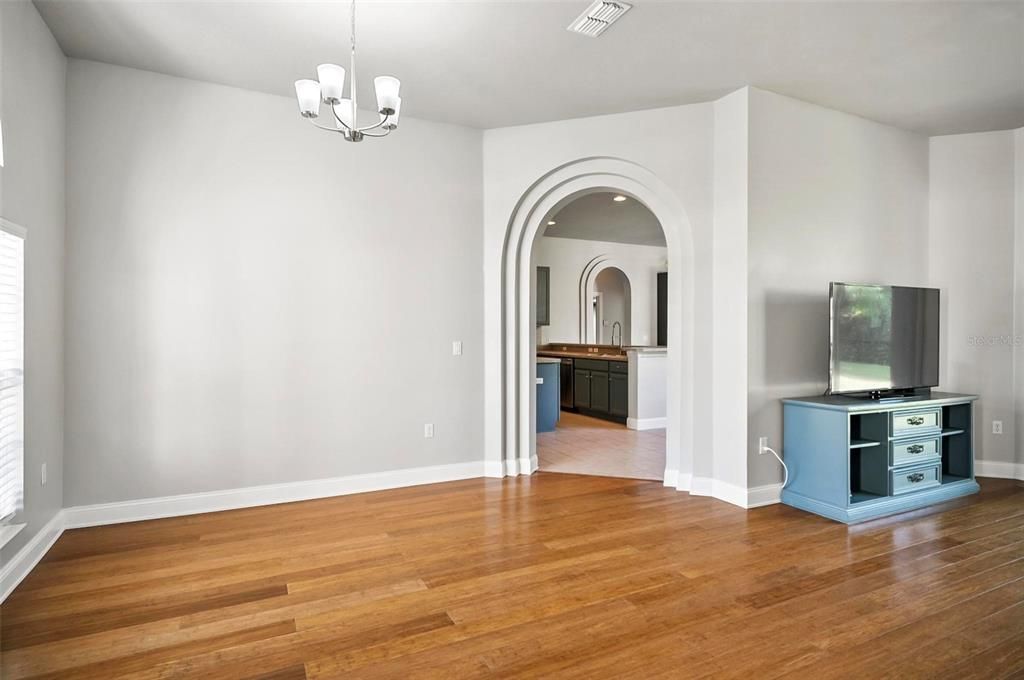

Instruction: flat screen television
[829,283,940,396]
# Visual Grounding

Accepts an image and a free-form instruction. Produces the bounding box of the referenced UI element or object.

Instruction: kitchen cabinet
[536,359,560,433]
[590,369,609,412]
[573,369,591,408]
[572,358,626,424]
[609,369,628,417]
[536,266,550,327]
[657,272,667,346]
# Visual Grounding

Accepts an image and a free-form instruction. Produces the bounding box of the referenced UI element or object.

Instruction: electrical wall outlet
[758,436,769,454]
[993,420,1003,435]
[424,423,434,438]
[452,341,463,356]
[41,463,47,486]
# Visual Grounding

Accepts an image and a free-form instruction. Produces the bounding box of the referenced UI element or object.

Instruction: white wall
[930,130,1018,466]
[64,60,484,506]
[747,88,930,487]
[1017,128,1024,469]
[534,236,667,346]
[711,88,750,490]
[0,1,66,559]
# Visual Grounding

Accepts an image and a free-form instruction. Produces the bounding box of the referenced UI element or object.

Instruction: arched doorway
[497,157,696,489]
[583,264,631,345]
[593,266,630,344]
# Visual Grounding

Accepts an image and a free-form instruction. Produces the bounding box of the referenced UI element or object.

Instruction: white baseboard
[690,475,714,497]
[1,510,66,603]
[976,459,1024,481]
[746,483,784,508]
[626,417,667,431]
[484,460,505,478]
[687,475,778,509]
[64,461,487,529]
[663,468,679,487]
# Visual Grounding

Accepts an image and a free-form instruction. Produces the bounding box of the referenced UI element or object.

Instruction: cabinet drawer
[574,358,609,372]
[891,409,941,437]
[891,437,940,467]
[609,361,628,374]
[890,464,941,495]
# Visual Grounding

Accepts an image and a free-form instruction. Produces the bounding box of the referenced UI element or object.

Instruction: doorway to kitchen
[533,191,668,481]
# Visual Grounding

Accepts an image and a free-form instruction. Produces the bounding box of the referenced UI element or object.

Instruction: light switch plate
[41,463,47,486]
[993,420,1003,435]
[424,423,434,438]
[452,341,463,356]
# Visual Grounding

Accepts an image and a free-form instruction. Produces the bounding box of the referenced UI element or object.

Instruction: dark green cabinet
[571,358,627,424]
[590,371,609,412]
[609,372,628,417]
[657,272,667,346]
[573,369,591,408]
[536,266,550,327]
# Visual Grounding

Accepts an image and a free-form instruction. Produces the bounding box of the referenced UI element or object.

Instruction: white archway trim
[497,157,696,489]
[579,258,632,344]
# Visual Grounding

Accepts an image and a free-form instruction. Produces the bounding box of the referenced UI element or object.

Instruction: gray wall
[64,60,483,506]
[930,130,1018,465]
[0,1,66,559]
[1016,128,1024,467]
[747,89,930,487]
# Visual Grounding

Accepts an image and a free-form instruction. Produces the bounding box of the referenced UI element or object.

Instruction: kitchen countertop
[537,350,628,362]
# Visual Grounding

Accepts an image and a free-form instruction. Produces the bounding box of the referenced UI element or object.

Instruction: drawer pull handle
[906,416,925,426]
[907,444,925,454]
[907,472,926,483]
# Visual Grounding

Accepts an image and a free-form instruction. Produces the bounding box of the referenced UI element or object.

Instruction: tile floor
[536,410,666,481]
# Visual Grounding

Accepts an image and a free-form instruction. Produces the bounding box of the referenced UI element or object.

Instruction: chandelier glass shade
[294,0,401,142]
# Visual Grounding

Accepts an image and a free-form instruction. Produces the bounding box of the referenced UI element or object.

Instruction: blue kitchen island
[536,357,561,433]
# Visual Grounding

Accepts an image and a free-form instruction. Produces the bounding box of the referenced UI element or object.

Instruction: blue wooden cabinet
[781,392,979,523]
[536,359,561,433]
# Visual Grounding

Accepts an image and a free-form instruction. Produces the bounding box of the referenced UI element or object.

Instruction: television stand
[780,392,979,523]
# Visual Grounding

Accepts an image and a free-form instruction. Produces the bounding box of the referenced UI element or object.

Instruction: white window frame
[0,217,25,535]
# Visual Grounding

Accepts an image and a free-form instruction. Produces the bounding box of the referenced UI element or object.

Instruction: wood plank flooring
[2,474,1023,679]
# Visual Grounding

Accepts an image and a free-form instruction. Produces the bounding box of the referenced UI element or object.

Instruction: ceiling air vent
[567,0,632,37]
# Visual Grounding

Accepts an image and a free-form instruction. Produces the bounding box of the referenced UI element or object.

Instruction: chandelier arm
[361,129,392,138]
[357,112,389,133]
[309,120,347,134]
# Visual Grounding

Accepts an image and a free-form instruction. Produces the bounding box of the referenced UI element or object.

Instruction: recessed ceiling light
[613,195,627,202]
[547,220,557,225]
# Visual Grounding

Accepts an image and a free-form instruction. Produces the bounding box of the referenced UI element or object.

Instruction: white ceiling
[34,1,1024,135]
[544,193,665,247]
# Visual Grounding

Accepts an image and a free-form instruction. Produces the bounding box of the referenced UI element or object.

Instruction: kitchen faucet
[612,321,622,347]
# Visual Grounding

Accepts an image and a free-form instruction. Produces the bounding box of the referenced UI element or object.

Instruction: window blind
[0,224,24,523]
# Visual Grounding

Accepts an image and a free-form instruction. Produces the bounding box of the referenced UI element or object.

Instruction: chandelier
[293,0,401,142]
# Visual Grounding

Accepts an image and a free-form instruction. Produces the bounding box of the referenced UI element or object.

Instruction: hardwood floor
[2,474,1023,679]
[537,411,666,481]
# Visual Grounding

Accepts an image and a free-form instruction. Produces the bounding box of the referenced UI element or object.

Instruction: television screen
[829,283,939,394]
